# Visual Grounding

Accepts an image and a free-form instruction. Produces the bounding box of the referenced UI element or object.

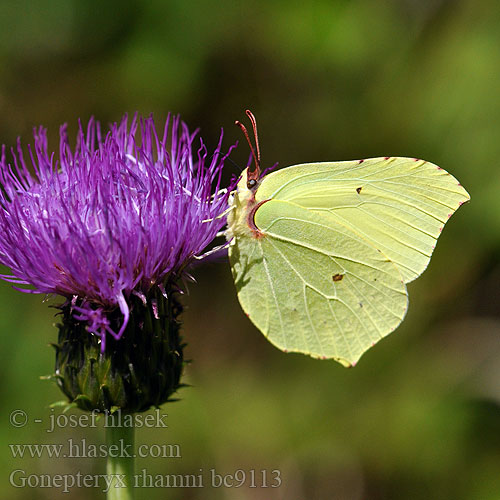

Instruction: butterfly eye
[247,179,257,189]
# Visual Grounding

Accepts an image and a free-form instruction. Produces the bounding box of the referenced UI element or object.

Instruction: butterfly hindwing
[229,199,408,366]
[254,158,470,283]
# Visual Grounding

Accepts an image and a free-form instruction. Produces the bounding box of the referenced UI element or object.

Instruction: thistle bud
[54,287,184,413]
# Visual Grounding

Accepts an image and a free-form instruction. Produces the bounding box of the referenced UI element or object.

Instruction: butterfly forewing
[255,158,470,283]
[229,199,408,366]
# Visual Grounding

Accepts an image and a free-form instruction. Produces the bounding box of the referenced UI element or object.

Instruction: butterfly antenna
[246,109,261,167]
[235,110,261,179]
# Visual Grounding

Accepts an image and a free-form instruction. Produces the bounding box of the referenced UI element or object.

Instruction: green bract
[53,287,184,413]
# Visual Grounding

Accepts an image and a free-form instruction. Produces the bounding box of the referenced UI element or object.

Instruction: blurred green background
[1,0,499,498]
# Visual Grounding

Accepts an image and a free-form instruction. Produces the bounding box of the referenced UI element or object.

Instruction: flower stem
[106,421,135,500]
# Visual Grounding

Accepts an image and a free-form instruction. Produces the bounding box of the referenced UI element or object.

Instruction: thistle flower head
[0,114,235,351]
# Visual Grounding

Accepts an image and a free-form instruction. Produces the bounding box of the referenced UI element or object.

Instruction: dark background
[0,1,499,499]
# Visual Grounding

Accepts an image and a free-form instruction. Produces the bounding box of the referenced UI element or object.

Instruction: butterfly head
[231,166,258,209]
[235,110,261,192]
[227,112,266,240]
[236,166,260,194]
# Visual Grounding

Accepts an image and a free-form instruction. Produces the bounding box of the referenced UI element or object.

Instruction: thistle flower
[0,114,236,412]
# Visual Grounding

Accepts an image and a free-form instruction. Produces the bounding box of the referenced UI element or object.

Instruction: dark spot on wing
[359,302,363,308]
[332,273,344,282]
[356,187,362,194]
[358,159,364,164]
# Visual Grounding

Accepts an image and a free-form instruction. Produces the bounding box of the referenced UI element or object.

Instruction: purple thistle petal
[0,113,236,350]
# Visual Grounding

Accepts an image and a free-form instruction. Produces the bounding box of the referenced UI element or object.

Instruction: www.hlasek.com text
[10,438,181,459]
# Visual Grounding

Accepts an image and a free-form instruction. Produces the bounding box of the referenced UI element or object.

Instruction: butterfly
[226,110,470,367]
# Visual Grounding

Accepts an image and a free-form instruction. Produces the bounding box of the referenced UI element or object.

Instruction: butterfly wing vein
[229,199,408,366]
[255,157,470,283]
